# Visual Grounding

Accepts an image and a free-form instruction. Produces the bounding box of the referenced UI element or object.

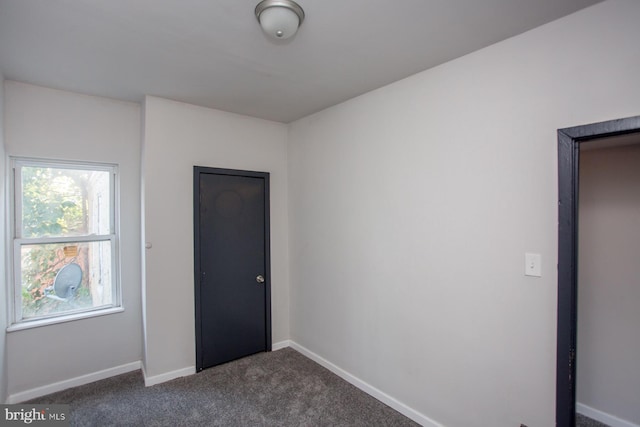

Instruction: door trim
[193,166,272,372]
[556,115,640,426]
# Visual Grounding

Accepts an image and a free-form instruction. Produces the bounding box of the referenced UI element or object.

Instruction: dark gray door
[194,167,271,371]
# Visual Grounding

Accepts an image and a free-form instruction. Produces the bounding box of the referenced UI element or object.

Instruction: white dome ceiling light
[255,0,305,40]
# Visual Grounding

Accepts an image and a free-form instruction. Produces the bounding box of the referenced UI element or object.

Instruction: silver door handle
[256,275,265,284]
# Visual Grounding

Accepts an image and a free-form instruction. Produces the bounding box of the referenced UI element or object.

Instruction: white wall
[3,81,142,396]
[0,73,8,403]
[287,1,640,426]
[142,96,289,379]
[577,143,640,425]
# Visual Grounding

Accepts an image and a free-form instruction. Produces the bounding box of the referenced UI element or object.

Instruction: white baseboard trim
[271,339,291,351]
[143,365,195,387]
[577,403,639,427]
[6,361,141,404]
[6,342,440,426]
[288,341,442,427]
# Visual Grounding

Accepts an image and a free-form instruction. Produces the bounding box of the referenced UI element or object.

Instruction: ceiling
[0,0,602,123]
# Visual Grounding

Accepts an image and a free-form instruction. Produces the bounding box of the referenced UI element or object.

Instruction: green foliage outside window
[20,166,99,318]
[21,166,86,238]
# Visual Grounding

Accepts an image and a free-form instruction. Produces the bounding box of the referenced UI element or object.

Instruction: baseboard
[271,339,291,351]
[141,339,289,386]
[577,403,639,427]
[288,341,442,427]
[6,361,141,404]
[143,365,195,387]
[5,341,440,426]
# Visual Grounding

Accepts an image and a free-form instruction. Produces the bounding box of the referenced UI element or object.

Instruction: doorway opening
[556,115,640,426]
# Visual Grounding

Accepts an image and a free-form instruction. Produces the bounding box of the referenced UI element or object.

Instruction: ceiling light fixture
[255,0,305,40]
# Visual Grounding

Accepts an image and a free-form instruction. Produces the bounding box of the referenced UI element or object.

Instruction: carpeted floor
[28,347,418,426]
[576,413,610,427]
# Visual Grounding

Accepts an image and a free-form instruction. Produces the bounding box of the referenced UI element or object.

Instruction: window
[11,158,120,326]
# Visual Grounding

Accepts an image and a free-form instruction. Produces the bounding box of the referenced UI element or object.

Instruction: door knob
[256,275,265,284]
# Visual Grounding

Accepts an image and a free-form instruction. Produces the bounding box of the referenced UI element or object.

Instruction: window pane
[21,166,111,238]
[20,241,113,319]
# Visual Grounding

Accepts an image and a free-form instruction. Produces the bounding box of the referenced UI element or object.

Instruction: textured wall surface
[288,1,640,425]
[142,96,289,378]
[4,82,143,396]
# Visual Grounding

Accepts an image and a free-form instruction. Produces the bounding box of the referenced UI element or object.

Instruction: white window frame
[8,157,122,330]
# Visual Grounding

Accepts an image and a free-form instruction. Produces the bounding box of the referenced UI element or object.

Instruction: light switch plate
[525,253,542,277]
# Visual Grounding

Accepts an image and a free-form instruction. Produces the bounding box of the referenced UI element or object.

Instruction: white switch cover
[525,253,542,277]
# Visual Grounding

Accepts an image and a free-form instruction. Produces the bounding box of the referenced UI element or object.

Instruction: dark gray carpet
[576,413,610,427]
[28,348,418,426]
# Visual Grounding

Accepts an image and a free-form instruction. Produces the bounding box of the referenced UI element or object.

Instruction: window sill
[6,306,124,332]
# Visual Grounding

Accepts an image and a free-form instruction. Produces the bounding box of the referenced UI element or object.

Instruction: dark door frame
[556,115,640,426]
[193,166,272,372]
